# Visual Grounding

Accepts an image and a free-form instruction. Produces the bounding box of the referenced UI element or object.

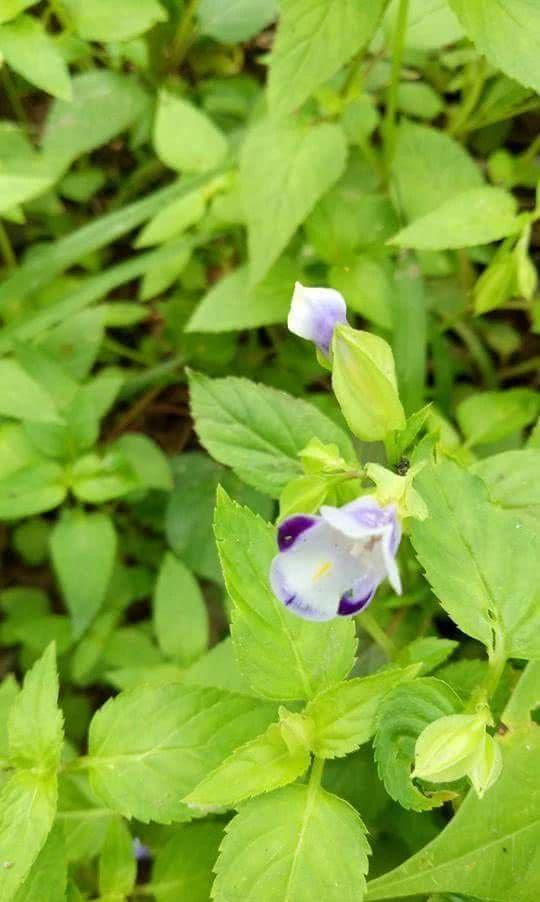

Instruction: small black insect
[396,457,410,476]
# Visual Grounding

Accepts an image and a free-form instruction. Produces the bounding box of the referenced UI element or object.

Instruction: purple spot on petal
[277,515,318,552]
[337,588,375,617]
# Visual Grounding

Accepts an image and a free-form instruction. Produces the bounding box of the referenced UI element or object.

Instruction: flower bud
[413,712,488,784]
[288,282,347,356]
[473,255,515,315]
[468,732,503,798]
[331,325,405,441]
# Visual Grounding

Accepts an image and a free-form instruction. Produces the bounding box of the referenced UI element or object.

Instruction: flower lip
[287,282,347,355]
[270,496,401,621]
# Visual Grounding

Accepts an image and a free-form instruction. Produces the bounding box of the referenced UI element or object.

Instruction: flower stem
[359,610,396,660]
[383,0,409,175]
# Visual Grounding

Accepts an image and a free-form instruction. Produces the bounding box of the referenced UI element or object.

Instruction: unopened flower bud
[413,712,488,784]
[468,732,503,798]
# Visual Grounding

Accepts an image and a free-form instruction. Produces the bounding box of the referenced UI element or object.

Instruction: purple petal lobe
[337,587,375,616]
[277,515,319,552]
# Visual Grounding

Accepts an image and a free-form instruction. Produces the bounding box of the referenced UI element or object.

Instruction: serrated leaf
[153,553,209,665]
[152,822,223,902]
[241,117,347,284]
[0,771,57,902]
[215,490,357,702]
[368,719,540,899]
[57,773,114,862]
[268,0,388,117]
[213,782,370,901]
[50,509,117,638]
[185,721,310,809]
[448,0,540,95]
[390,187,519,250]
[306,668,418,759]
[411,459,540,658]
[374,678,459,812]
[87,683,277,822]
[189,371,355,497]
[8,644,63,771]
[472,449,540,524]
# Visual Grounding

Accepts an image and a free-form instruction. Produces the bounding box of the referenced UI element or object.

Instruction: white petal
[288,282,347,354]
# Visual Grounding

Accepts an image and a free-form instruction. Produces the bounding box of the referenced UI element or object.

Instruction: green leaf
[410,459,540,658]
[186,258,298,333]
[0,771,57,902]
[114,433,173,491]
[391,122,482,222]
[42,71,147,173]
[98,819,136,898]
[135,188,206,247]
[198,0,277,42]
[152,822,223,902]
[0,166,53,216]
[61,0,167,41]
[0,676,18,757]
[58,773,114,862]
[0,0,39,24]
[8,644,63,771]
[213,782,370,901]
[457,389,540,446]
[0,359,60,423]
[70,451,138,503]
[185,720,310,809]
[367,725,540,900]
[448,0,540,95]
[153,553,209,665]
[391,271,427,416]
[189,371,355,497]
[472,449,540,523]
[0,463,67,520]
[390,187,519,250]
[87,683,277,822]
[241,117,347,284]
[268,0,388,117]
[50,509,117,638]
[374,677,460,812]
[13,826,66,902]
[395,637,458,676]
[215,490,357,701]
[154,90,228,173]
[0,16,71,100]
[305,668,418,759]
[185,637,259,698]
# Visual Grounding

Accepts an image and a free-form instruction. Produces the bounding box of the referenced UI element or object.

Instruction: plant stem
[0,222,17,270]
[1,68,28,128]
[448,58,487,138]
[383,0,409,174]
[359,610,397,660]
[309,755,325,791]
[169,0,200,70]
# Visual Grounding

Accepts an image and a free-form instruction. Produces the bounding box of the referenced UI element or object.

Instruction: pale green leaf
[8,644,63,772]
[411,459,540,658]
[306,668,418,759]
[0,359,61,423]
[268,0,388,117]
[241,117,347,284]
[61,0,167,41]
[0,771,57,902]
[185,720,310,809]
[98,819,136,898]
[0,16,71,100]
[213,782,370,901]
[13,826,66,902]
[152,822,223,902]
[0,463,67,520]
[87,683,276,822]
[457,389,540,446]
[374,677,460,812]
[135,189,206,247]
[153,553,209,665]
[390,187,519,250]
[154,90,228,173]
[114,433,173,491]
[215,490,357,701]
[57,773,114,862]
[50,509,117,638]
[448,0,540,95]
[189,371,355,497]
[0,0,39,24]
[472,449,540,523]
[186,258,298,333]
[198,0,277,42]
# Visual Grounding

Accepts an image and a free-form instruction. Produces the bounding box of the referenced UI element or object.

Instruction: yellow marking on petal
[313,561,333,582]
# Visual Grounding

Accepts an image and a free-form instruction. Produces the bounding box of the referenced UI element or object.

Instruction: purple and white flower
[270,497,401,622]
[288,282,347,355]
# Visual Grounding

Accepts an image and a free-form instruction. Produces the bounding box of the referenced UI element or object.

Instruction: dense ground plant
[0,0,539,899]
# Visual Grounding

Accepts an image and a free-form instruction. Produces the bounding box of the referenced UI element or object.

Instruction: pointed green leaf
[8,644,63,771]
